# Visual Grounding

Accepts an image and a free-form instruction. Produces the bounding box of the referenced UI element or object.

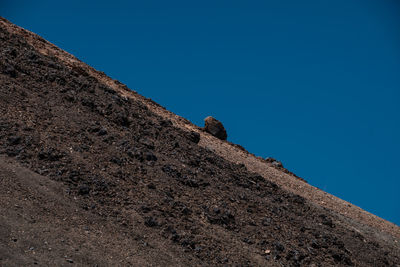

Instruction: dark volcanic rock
[2,63,17,77]
[7,136,21,145]
[78,185,90,195]
[265,157,283,168]
[186,131,200,144]
[145,151,157,161]
[203,116,227,140]
[144,216,159,227]
[97,128,108,136]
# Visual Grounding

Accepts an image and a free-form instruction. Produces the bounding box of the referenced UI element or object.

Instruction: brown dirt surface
[0,17,399,266]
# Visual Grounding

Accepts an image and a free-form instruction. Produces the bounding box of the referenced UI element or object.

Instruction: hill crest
[0,17,399,266]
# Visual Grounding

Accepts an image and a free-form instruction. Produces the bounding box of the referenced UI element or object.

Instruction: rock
[139,138,155,149]
[110,156,123,165]
[38,148,64,161]
[140,206,152,213]
[144,151,157,161]
[180,176,199,188]
[97,128,108,136]
[262,217,271,226]
[204,116,227,140]
[162,164,181,178]
[114,114,131,127]
[3,64,17,78]
[273,241,285,252]
[6,147,23,157]
[286,249,306,266]
[319,214,334,228]
[187,131,200,144]
[265,157,283,168]
[181,206,192,215]
[159,119,173,127]
[147,183,156,189]
[127,148,144,162]
[78,185,90,195]
[144,216,158,227]
[207,208,235,226]
[311,240,320,249]
[7,136,21,145]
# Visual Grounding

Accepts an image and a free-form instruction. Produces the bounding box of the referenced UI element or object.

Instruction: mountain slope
[0,17,399,266]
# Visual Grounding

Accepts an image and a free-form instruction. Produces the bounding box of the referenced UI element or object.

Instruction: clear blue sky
[2,0,399,225]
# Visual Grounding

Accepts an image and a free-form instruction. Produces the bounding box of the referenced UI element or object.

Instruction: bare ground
[0,17,399,266]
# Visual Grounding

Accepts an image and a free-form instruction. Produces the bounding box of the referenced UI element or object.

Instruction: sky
[1,0,399,225]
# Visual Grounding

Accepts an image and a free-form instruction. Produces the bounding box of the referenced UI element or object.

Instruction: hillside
[0,17,399,266]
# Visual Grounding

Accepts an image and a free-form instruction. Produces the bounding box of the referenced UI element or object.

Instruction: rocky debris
[38,148,64,161]
[159,119,173,127]
[319,214,335,228]
[262,217,272,226]
[127,148,144,161]
[78,185,90,195]
[144,216,159,227]
[97,128,108,136]
[206,207,236,228]
[265,157,283,168]
[203,116,227,140]
[186,131,200,144]
[7,135,21,145]
[265,157,308,183]
[144,151,157,161]
[273,241,285,253]
[1,63,17,78]
[140,138,155,149]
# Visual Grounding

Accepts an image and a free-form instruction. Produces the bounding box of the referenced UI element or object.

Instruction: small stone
[110,157,123,165]
[127,148,144,161]
[3,64,17,78]
[159,119,173,127]
[320,214,334,228]
[187,131,200,144]
[265,157,283,168]
[181,207,192,215]
[194,245,202,252]
[144,151,157,161]
[262,217,271,226]
[273,241,285,252]
[311,240,320,249]
[66,258,73,263]
[140,138,155,149]
[78,185,90,195]
[7,136,21,145]
[97,128,108,136]
[147,183,156,189]
[115,114,131,127]
[144,216,158,227]
[265,249,271,254]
